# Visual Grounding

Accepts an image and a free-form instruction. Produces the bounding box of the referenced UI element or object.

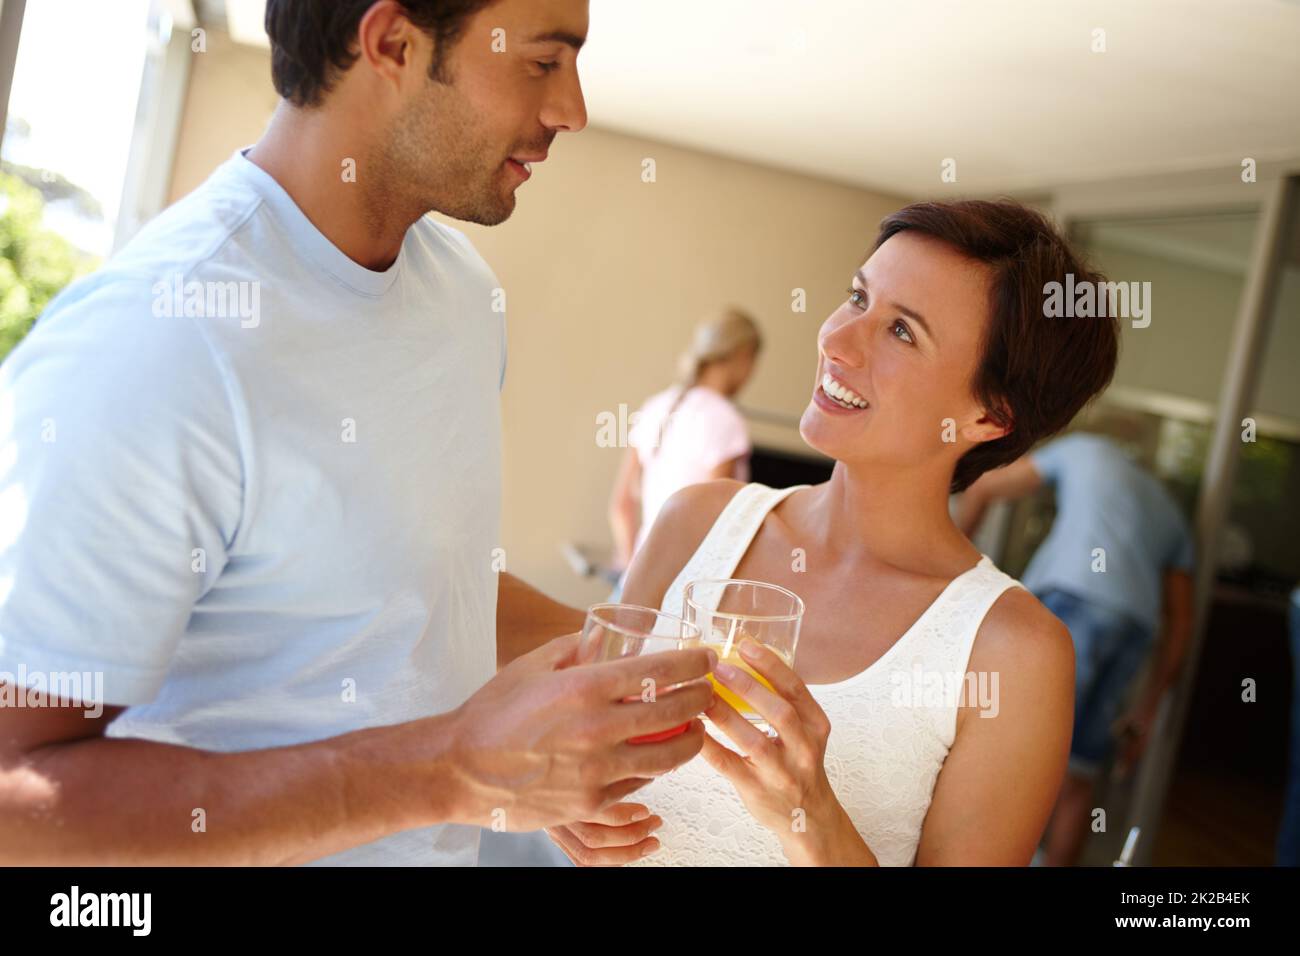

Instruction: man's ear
[357,1,426,93]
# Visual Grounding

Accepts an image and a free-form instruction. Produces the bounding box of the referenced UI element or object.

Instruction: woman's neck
[694,365,733,396]
[802,458,979,577]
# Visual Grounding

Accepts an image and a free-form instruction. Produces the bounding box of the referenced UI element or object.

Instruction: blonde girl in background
[607,309,762,595]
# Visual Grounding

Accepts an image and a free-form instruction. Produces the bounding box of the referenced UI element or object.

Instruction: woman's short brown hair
[872,199,1119,493]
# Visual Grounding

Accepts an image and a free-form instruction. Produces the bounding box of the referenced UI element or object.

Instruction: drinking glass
[577,603,704,744]
[681,579,804,736]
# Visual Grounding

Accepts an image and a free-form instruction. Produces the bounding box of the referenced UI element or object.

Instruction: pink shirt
[627,385,751,555]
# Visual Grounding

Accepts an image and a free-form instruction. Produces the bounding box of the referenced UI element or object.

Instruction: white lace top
[628,482,1025,866]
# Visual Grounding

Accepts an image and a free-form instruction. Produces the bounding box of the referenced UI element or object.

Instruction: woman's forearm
[781,797,879,866]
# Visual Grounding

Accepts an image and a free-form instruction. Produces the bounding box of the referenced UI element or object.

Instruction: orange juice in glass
[682,579,804,737]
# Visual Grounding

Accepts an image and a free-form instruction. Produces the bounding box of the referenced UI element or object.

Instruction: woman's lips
[813,382,869,415]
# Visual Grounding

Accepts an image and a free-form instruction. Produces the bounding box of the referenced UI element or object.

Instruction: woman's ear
[960,406,1013,444]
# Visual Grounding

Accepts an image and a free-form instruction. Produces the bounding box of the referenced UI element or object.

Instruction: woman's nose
[821,315,867,369]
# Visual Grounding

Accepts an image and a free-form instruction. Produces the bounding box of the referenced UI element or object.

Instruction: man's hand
[447,632,715,833]
[545,801,664,865]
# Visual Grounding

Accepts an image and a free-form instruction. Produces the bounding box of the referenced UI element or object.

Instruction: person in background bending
[956,430,1196,866]
[607,308,761,595]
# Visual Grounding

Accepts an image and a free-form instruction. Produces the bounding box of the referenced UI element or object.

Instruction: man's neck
[246,102,411,271]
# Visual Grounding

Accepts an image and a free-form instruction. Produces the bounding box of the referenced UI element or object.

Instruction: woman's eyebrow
[855,270,935,344]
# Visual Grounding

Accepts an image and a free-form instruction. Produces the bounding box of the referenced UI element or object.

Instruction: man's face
[377,0,589,225]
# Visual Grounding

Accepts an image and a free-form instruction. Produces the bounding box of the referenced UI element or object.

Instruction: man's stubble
[367,77,515,232]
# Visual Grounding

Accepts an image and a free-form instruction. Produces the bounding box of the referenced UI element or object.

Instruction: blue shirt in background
[1021,432,1195,635]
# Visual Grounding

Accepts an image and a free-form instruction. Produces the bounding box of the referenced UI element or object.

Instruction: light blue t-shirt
[0,148,507,866]
[1021,432,1195,634]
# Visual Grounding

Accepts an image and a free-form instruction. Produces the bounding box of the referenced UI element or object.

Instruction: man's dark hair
[871,199,1119,493]
[264,0,499,107]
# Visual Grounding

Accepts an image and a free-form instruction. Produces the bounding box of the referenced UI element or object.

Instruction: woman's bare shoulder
[648,479,748,564]
[666,477,748,520]
[951,584,1075,746]
[620,479,748,606]
[968,587,1074,693]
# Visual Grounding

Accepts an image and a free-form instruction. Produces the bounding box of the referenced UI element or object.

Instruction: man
[0,0,714,866]
[957,430,1195,866]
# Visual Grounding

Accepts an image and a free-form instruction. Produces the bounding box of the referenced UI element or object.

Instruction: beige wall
[168,30,279,202]
[446,130,906,606]
[165,31,908,607]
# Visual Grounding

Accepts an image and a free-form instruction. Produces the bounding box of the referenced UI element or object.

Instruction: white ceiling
[220,0,1300,198]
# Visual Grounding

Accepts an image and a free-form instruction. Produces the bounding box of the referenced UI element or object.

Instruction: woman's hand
[699,638,875,865]
[545,801,664,866]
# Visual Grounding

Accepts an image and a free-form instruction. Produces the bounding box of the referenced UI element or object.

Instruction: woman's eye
[536,60,560,73]
[846,288,866,308]
[891,319,915,344]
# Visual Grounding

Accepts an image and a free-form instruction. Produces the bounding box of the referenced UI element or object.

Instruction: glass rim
[585,602,702,641]
[682,578,806,622]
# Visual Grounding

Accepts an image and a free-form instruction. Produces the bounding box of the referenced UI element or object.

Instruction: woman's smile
[813,370,870,415]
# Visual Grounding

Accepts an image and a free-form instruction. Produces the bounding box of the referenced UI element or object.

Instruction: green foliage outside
[0,170,96,362]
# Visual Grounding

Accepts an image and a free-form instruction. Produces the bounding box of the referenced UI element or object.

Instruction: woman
[607,309,761,591]
[613,199,1118,866]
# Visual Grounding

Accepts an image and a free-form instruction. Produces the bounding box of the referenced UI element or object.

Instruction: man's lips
[506,151,548,181]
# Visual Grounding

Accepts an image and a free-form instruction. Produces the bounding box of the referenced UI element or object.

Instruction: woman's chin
[799,405,848,459]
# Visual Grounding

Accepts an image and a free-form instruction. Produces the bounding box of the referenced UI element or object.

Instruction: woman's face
[798,231,1006,475]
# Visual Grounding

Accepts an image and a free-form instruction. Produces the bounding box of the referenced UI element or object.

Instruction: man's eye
[891,319,915,344]
[536,60,560,73]
[846,288,865,308]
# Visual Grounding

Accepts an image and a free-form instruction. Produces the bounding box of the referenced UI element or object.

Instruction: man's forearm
[497,572,585,669]
[1138,625,1190,702]
[1137,572,1196,705]
[0,711,465,866]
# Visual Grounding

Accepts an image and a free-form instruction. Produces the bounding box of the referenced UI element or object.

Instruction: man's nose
[542,71,588,133]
